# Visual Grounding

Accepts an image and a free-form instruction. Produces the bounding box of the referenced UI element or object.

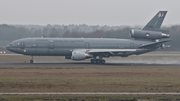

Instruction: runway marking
[0,92,180,95]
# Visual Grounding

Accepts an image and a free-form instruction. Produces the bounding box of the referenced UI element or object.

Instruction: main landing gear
[30,56,34,63]
[90,59,105,64]
[90,55,106,64]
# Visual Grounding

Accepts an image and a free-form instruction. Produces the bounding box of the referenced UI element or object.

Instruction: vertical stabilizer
[142,11,167,31]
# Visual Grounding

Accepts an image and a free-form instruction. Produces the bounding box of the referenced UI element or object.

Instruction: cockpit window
[12,42,17,46]
[10,42,21,46]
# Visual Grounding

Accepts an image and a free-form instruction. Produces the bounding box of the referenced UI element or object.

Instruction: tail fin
[142,11,167,31]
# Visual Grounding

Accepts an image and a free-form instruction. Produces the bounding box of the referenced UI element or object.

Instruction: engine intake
[71,51,92,60]
[130,29,170,40]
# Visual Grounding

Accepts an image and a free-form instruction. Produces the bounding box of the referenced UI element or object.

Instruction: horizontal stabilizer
[152,29,169,34]
[139,39,171,49]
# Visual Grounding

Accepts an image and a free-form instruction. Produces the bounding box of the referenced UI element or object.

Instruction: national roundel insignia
[146,32,150,36]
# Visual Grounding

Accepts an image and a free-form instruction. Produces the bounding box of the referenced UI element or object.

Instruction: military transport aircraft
[7,11,170,64]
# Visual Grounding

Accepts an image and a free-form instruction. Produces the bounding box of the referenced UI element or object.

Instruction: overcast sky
[0,0,179,26]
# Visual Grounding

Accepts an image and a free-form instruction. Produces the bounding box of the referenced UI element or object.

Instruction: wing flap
[88,49,137,54]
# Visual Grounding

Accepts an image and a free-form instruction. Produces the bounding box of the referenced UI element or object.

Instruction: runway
[0,54,179,96]
[0,62,180,67]
[0,92,180,95]
[1,53,180,66]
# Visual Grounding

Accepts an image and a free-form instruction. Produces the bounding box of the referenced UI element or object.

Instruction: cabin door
[20,42,25,49]
[49,42,54,49]
[130,43,134,49]
[85,42,90,49]
[48,42,56,55]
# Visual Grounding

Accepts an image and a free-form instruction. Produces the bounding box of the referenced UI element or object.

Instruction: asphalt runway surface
[1,53,180,66]
[0,92,180,95]
[0,62,180,67]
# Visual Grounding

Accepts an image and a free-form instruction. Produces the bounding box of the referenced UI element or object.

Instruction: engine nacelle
[130,29,170,40]
[71,51,92,60]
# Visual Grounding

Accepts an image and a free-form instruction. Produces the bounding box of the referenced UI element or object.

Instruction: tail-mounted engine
[130,29,170,40]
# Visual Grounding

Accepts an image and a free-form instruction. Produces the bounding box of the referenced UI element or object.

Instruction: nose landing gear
[30,56,34,63]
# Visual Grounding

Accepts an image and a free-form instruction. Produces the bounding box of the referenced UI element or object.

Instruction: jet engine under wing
[139,39,171,49]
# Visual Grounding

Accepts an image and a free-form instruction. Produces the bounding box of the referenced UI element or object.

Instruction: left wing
[73,49,140,56]
[87,49,140,56]
[88,49,137,53]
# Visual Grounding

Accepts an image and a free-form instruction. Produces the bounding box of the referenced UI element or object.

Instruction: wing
[73,49,139,56]
[72,39,171,56]
[88,49,137,53]
[88,49,139,56]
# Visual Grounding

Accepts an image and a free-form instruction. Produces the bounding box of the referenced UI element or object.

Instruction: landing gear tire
[100,60,105,64]
[30,56,34,63]
[96,59,100,64]
[91,59,96,64]
[30,60,34,63]
[90,59,105,64]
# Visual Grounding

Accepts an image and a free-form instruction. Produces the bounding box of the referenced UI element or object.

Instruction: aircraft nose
[6,45,10,50]
[6,44,13,51]
[6,45,9,50]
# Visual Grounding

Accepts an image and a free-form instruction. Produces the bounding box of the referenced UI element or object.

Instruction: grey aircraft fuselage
[7,38,153,56]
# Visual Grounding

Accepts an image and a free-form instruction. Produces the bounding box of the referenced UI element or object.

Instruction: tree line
[0,24,180,51]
